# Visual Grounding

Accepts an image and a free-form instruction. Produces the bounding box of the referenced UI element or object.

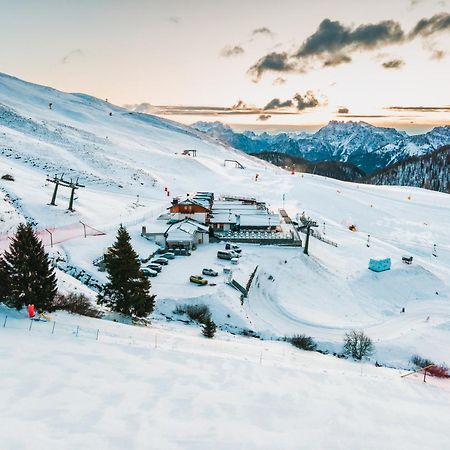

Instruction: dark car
[146,263,162,272]
[151,257,169,266]
[173,248,191,256]
[141,268,158,277]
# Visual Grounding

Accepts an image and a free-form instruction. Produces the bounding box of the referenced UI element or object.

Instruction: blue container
[368,258,391,272]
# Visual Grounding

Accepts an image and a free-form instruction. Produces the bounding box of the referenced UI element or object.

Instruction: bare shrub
[54,292,102,318]
[427,365,450,378]
[343,330,374,360]
[173,303,211,324]
[1,174,14,182]
[286,334,317,351]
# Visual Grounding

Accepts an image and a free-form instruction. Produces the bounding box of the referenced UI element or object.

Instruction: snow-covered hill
[365,145,450,193]
[1,307,450,450]
[193,120,450,173]
[0,72,450,448]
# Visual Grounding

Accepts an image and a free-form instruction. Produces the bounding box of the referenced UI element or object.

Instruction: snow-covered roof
[209,213,237,224]
[213,201,260,210]
[166,219,209,242]
[238,214,280,227]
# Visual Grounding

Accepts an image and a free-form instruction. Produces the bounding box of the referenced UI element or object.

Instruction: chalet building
[141,218,209,250]
[165,219,209,249]
[169,198,210,224]
[168,192,214,224]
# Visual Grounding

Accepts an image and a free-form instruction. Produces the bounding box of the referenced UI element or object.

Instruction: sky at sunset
[1,0,449,132]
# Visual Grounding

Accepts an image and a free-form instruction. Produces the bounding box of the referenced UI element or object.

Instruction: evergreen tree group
[202,319,217,338]
[97,225,155,317]
[0,223,58,311]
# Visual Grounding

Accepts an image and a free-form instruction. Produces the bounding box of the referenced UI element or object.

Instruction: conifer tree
[1,223,58,311]
[202,319,217,338]
[97,225,155,317]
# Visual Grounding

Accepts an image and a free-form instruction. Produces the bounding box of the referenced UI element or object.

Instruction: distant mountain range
[192,121,450,174]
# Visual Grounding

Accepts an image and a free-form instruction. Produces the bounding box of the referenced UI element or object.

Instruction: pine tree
[202,319,217,338]
[97,225,155,317]
[1,223,58,311]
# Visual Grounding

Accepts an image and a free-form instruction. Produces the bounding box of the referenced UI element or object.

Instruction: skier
[400,307,405,313]
[48,102,53,110]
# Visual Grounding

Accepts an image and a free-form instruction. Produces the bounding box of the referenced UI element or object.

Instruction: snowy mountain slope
[0,73,449,368]
[1,309,450,450]
[365,145,450,193]
[193,120,450,173]
[1,73,450,448]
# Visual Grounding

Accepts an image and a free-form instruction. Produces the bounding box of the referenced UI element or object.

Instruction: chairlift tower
[303,217,318,255]
[47,174,85,211]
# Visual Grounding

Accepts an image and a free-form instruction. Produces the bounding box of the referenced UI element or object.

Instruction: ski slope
[1,308,449,450]
[0,72,449,366]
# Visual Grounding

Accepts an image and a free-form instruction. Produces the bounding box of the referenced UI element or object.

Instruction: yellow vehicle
[190,275,208,286]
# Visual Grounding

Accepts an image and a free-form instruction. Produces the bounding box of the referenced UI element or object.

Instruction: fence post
[76,325,79,337]
[154,334,158,349]
[29,320,33,331]
[52,322,56,334]
[3,315,7,328]
[96,329,99,341]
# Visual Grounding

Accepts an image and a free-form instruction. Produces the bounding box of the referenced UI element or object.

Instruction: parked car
[146,263,162,272]
[231,257,239,265]
[141,268,158,277]
[217,250,235,260]
[151,257,169,266]
[225,243,242,253]
[202,268,218,277]
[223,267,231,274]
[189,275,208,285]
[173,248,191,256]
[161,252,175,260]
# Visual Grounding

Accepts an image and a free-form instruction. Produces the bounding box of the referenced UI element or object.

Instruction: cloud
[431,49,446,59]
[125,92,321,117]
[295,19,404,59]
[263,98,293,110]
[386,105,450,112]
[232,99,248,110]
[252,27,274,36]
[248,52,295,80]
[61,49,84,64]
[293,91,319,110]
[337,107,349,114]
[263,91,320,111]
[382,59,405,69]
[220,45,245,57]
[248,13,450,79]
[323,54,352,67]
[409,12,450,38]
[272,77,287,85]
